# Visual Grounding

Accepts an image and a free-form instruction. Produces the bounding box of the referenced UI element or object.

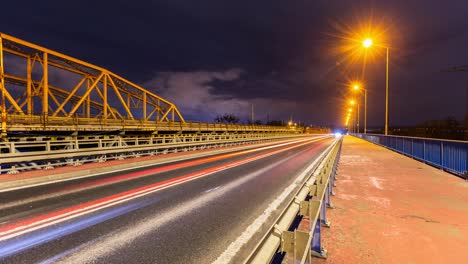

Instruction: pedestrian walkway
[320,136,468,264]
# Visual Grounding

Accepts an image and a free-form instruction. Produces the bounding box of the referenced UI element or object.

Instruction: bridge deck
[321,136,468,264]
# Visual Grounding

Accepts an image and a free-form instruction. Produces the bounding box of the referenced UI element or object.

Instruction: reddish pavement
[319,136,468,264]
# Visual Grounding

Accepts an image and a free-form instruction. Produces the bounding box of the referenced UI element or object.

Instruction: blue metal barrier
[355,134,467,178]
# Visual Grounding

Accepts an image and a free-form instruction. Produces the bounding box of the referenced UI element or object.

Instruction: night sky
[2,0,467,127]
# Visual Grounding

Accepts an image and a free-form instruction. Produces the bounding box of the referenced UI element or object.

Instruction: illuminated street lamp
[362,37,390,135]
[362,38,373,48]
[351,82,368,134]
[348,99,357,132]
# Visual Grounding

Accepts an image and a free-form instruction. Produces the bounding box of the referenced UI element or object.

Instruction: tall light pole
[364,88,367,133]
[346,108,352,133]
[349,99,356,133]
[362,38,390,135]
[352,83,368,134]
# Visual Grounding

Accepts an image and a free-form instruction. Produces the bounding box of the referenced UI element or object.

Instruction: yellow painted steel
[0,35,6,137]
[0,32,186,137]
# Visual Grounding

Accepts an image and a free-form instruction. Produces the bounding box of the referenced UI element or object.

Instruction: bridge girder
[0,32,185,137]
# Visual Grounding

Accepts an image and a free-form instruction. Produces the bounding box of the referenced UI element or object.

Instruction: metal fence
[355,134,467,178]
[245,137,342,263]
[0,133,312,174]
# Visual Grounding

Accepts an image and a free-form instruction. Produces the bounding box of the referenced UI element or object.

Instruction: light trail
[0,136,327,212]
[0,136,328,247]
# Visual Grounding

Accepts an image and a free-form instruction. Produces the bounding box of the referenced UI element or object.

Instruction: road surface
[0,136,334,264]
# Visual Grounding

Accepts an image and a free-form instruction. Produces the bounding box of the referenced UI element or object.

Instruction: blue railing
[355,134,467,178]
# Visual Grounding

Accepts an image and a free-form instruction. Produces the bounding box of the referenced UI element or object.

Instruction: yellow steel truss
[0,32,185,137]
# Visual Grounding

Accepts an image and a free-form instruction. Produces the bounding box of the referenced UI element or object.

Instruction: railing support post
[326,184,334,209]
[311,216,327,258]
[423,140,426,161]
[320,197,330,228]
[440,141,444,170]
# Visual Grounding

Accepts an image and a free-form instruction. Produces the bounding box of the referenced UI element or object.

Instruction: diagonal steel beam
[52,76,87,116]
[68,72,104,117]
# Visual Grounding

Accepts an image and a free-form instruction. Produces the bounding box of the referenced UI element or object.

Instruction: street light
[362,38,373,48]
[351,82,368,134]
[348,99,357,133]
[362,37,390,135]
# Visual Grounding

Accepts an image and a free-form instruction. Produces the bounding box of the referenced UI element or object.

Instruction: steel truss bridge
[0,32,189,136]
[0,32,310,136]
[0,33,331,174]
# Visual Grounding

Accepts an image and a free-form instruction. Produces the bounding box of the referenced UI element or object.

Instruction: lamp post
[352,83,368,134]
[362,38,389,135]
[345,108,352,133]
[349,99,356,133]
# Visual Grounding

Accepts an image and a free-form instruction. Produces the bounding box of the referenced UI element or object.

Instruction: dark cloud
[1,0,467,127]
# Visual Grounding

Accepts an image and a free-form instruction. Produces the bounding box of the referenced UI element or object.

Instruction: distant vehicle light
[334,132,342,138]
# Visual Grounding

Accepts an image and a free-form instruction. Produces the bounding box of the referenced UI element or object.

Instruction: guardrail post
[329,170,335,196]
[320,196,331,228]
[310,214,327,258]
[326,184,334,209]
[281,230,311,263]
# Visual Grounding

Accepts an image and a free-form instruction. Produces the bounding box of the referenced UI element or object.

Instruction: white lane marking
[205,186,220,193]
[369,177,383,190]
[0,136,327,211]
[53,159,289,264]
[0,137,325,193]
[212,140,335,264]
[0,137,328,241]
[0,150,279,241]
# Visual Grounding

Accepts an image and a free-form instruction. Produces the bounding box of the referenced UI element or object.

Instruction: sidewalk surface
[320,136,468,264]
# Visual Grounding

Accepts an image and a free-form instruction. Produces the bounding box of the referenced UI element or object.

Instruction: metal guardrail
[355,134,467,178]
[245,137,342,263]
[0,133,311,174]
[5,114,307,133]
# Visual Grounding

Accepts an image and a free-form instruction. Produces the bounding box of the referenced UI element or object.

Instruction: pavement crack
[400,215,440,223]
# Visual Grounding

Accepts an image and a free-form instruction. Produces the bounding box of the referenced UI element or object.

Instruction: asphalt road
[0,136,334,264]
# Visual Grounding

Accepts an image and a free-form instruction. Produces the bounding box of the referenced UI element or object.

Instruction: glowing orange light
[331,19,390,67]
[363,38,373,48]
[349,99,356,105]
